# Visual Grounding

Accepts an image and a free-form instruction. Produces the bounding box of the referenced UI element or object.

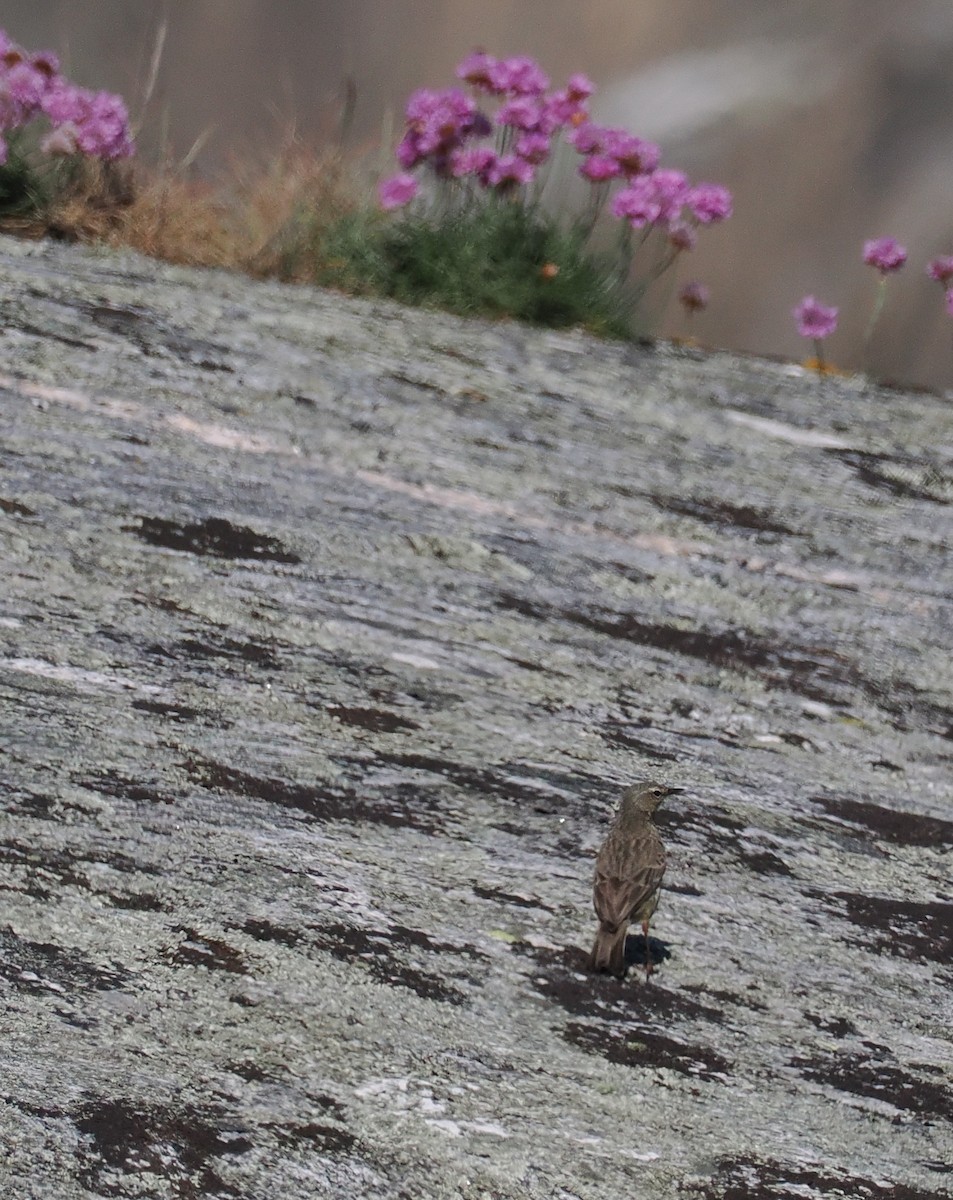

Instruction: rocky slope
[0,236,951,1198]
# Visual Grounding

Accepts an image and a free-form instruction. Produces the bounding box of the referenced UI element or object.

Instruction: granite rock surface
[0,235,951,1199]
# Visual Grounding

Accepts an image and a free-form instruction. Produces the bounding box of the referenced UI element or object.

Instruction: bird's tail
[589,924,627,976]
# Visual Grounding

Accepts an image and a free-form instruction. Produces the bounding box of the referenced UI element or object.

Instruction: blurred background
[6,0,953,390]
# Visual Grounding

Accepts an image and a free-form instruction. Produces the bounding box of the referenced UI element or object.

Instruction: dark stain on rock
[382,369,449,399]
[0,925,129,994]
[107,891,166,912]
[810,794,953,849]
[0,496,38,517]
[822,891,953,964]
[75,1097,251,1198]
[804,1011,859,1038]
[376,750,612,814]
[564,1019,731,1081]
[655,805,785,880]
[600,722,680,761]
[83,302,235,372]
[76,768,178,805]
[386,922,486,961]
[472,884,556,912]
[311,922,471,1005]
[790,1051,953,1123]
[270,1121,356,1154]
[517,943,723,1024]
[5,787,59,819]
[241,917,302,947]
[497,593,851,704]
[327,704,420,733]
[694,1156,947,1200]
[0,836,160,901]
[5,318,96,351]
[131,698,205,722]
[650,493,799,537]
[831,449,953,505]
[227,1059,274,1084]
[496,593,953,734]
[167,928,249,975]
[737,848,793,876]
[183,756,444,833]
[126,515,300,563]
[147,634,281,670]
[607,559,656,585]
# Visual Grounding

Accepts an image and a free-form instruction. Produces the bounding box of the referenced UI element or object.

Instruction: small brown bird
[589,781,683,980]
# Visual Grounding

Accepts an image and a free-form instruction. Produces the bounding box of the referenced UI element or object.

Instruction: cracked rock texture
[0,235,951,1200]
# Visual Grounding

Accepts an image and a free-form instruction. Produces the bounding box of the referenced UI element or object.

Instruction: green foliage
[314,199,634,338]
[0,141,52,218]
[0,136,97,224]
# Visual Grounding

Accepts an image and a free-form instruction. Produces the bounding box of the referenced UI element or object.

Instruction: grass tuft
[314,200,634,337]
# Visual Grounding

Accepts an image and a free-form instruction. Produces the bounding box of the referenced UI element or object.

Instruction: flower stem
[864,275,888,347]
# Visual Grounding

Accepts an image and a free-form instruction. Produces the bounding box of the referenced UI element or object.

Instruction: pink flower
[456,51,499,92]
[567,122,605,154]
[487,153,534,190]
[649,168,689,223]
[515,131,551,164]
[495,95,543,131]
[926,256,953,284]
[566,73,595,101]
[491,55,549,96]
[579,153,620,183]
[407,87,475,136]
[611,178,661,227]
[378,173,419,210]
[5,61,50,115]
[39,82,134,158]
[542,88,587,129]
[603,130,659,177]
[679,281,710,312]
[450,146,496,180]
[400,86,488,169]
[396,132,425,169]
[40,80,86,124]
[667,222,697,251]
[687,182,732,224]
[75,90,134,158]
[793,295,838,340]
[863,237,907,273]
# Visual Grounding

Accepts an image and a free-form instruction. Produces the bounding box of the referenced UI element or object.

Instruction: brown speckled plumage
[589,781,682,978]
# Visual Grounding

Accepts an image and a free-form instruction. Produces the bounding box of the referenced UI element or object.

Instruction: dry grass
[37,133,364,280]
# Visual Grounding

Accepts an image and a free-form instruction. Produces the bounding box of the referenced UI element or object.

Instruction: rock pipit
[588,781,683,981]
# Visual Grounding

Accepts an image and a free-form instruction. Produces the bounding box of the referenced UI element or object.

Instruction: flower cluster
[926,255,953,319]
[0,29,134,164]
[796,234,953,370]
[793,295,838,341]
[863,236,906,274]
[378,50,732,280]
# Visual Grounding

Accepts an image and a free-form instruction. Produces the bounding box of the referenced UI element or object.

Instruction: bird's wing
[593,858,665,927]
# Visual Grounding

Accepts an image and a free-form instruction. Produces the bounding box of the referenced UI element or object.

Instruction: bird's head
[620,780,684,817]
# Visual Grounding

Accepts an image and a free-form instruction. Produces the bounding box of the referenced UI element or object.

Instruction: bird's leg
[642,920,652,982]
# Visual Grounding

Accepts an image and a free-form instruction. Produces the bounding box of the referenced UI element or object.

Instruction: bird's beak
[666,787,685,795]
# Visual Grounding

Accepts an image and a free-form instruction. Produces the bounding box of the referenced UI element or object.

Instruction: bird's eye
[652,787,663,795]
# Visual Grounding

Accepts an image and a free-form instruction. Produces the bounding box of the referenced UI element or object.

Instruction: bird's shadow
[624,934,671,967]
